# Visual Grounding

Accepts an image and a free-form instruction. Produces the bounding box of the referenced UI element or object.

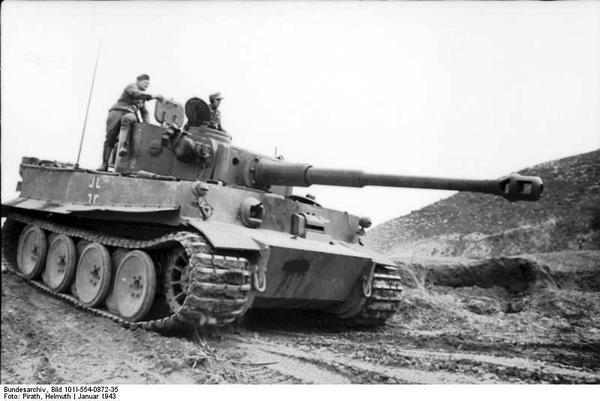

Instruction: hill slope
[367,149,600,258]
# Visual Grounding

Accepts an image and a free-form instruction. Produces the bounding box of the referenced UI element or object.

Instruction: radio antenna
[75,42,102,169]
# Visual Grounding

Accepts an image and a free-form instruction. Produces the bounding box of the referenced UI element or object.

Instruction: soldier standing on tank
[208,92,224,131]
[99,74,164,171]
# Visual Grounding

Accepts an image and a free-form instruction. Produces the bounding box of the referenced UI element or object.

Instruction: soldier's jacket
[109,83,153,116]
[209,105,224,131]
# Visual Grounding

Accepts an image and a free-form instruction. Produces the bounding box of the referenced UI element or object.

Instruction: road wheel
[16,225,47,279]
[71,240,90,297]
[105,248,129,315]
[42,234,77,292]
[75,242,112,307]
[114,250,156,321]
[76,240,90,257]
[47,233,59,246]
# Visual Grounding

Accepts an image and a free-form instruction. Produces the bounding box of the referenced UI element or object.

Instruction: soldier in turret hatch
[99,74,164,171]
[208,92,225,132]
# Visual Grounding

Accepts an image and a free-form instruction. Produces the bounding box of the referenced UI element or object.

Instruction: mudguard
[185,218,261,251]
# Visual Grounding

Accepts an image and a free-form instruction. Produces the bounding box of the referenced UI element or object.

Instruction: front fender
[185,218,261,251]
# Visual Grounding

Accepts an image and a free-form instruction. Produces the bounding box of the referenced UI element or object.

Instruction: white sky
[2,1,599,225]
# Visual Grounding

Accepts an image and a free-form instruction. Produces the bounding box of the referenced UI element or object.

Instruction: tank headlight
[192,181,209,198]
[358,217,372,229]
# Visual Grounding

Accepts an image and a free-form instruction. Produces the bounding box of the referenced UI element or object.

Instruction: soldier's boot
[98,142,112,171]
[117,128,130,157]
[108,147,116,169]
[116,113,136,157]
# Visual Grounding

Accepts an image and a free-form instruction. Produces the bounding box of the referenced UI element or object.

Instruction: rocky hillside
[367,149,600,258]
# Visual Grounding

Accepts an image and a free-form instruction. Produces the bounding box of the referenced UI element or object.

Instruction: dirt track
[2,251,600,384]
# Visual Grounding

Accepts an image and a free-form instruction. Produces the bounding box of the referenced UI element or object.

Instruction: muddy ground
[2,251,599,384]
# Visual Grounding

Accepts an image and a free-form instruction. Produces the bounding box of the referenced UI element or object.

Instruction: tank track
[346,265,403,326]
[2,214,251,331]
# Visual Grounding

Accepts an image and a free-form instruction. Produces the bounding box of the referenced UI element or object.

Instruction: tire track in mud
[227,330,600,384]
[229,345,351,384]
[228,335,479,383]
[362,344,600,383]
[2,272,251,384]
[2,273,197,383]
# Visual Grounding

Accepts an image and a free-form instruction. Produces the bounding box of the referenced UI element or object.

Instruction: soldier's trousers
[104,110,137,149]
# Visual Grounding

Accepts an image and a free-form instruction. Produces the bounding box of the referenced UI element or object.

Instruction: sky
[2,1,599,226]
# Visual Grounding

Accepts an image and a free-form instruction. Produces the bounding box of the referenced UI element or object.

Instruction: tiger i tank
[1,98,544,331]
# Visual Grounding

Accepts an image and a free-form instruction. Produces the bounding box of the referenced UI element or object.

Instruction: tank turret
[118,99,543,203]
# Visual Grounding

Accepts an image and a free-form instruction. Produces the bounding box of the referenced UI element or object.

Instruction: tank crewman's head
[209,92,224,107]
[136,74,150,90]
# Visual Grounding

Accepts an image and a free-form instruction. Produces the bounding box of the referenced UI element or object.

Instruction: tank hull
[3,162,401,328]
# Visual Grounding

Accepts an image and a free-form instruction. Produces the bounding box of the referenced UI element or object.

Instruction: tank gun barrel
[253,160,543,202]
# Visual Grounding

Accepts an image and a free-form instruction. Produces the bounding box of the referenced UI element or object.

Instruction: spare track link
[1,214,251,331]
[350,265,403,326]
